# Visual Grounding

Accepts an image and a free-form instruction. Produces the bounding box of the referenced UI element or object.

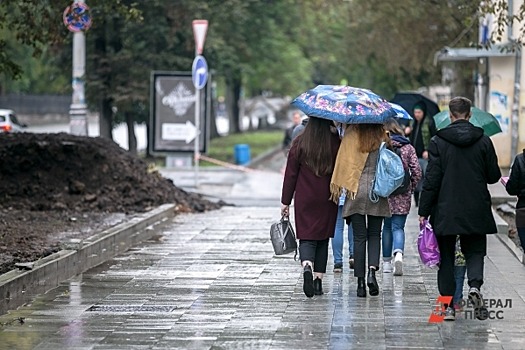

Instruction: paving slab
[0,154,521,349]
[0,201,524,349]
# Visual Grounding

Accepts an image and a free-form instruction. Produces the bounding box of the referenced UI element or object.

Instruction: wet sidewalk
[1,167,524,349]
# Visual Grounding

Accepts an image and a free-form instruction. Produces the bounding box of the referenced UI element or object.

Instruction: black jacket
[418,120,501,236]
[506,151,525,208]
[409,115,437,158]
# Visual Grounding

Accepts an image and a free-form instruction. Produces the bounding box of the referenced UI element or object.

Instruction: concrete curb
[0,204,176,315]
[492,207,525,264]
[247,145,282,168]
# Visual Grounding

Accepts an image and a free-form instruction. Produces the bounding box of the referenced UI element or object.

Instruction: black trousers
[299,239,329,273]
[436,234,487,297]
[348,214,383,278]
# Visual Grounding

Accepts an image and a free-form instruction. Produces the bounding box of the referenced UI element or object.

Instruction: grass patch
[201,130,283,166]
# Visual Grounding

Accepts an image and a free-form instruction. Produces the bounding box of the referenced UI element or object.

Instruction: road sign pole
[192,19,208,188]
[67,0,90,136]
[194,88,200,188]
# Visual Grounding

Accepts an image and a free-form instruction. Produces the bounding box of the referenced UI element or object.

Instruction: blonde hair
[350,124,388,153]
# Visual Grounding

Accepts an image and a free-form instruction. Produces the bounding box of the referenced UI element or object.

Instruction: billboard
[149,71,210,154]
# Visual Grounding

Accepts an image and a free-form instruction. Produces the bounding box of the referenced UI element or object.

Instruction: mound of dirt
[0,132,225,274]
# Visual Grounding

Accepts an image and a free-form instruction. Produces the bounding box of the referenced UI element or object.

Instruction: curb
[0,204,176,315]
[247,145,282,168]
[492,207,524,264]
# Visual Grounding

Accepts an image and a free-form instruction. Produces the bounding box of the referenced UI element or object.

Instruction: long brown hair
[383,117,405,136]
[295,116,334,176]
[351,123,387,153]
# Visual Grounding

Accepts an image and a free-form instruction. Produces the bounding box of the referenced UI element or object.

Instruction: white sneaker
[383,261,393,273]
[393,253,403,276]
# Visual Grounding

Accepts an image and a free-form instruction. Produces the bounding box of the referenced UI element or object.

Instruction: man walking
[282,111,302,156]
[418,97,501,321]
[405,103,437,206]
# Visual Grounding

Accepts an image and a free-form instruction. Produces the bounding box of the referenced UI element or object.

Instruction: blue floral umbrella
[389,102,412,120]
[291,85,396,124]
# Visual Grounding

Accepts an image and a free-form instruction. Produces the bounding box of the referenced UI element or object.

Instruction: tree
[5,0,513,148]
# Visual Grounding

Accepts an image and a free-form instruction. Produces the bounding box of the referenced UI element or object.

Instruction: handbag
[270,215,298,259]
[417,219,440,269]
[369,142,405,202]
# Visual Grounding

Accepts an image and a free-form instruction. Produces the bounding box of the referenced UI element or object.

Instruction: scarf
[329,126,369,203]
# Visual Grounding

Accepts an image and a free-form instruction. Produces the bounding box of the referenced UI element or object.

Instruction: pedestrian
[330,123,391,298]
[418,96,501,321]
[291,115,308,140]
[282,111,302,156]
[332,191,354,272]
[454,236,467,311]
[382,118,422,276]
[281,116,341,298]
[504,150,525,250]
[404,102,437,206]
[332,123,354,273]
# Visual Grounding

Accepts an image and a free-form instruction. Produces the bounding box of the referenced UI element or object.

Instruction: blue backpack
[369,142,405,203]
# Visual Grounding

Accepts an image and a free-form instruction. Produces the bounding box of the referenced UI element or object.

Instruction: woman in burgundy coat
[281,116,340,298]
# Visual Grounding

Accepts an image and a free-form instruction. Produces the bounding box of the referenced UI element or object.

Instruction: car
[0,109,27,132]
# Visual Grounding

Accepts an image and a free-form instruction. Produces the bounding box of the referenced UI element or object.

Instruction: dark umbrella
[390,92,441,126]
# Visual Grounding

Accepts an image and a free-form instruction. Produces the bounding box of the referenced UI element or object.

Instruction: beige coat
[342,149,391,218]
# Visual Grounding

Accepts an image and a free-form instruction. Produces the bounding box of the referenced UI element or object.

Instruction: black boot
[313,277,323,295]
[303,264,314,298]
[414,191,420,207]
[357,277,366,297]
[367,268,379,296]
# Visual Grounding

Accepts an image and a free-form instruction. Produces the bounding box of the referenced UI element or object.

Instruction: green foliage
[3,0,519,128]
[0,28,70,93]
[203,130,282,165]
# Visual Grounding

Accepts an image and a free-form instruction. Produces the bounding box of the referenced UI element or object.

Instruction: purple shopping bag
[417,219,440,269]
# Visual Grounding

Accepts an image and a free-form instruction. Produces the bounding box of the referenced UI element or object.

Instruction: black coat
[506,151,525,208]
[418,120,501,236]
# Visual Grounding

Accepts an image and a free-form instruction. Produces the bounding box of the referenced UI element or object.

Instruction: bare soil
[0,132,225,274]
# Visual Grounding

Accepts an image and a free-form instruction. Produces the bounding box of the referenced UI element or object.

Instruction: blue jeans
[382,214,407,258]
[454,265,467,306]
[332,206,354,264]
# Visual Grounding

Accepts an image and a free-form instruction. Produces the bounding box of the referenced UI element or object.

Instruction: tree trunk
[125,112,137,155]
[232,79,242,133]
[145,122,152,158]
[99,98,113,139]
[209,98,219,139]
[226,78,242,134]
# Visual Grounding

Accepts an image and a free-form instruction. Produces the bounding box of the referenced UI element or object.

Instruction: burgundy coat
[281,133,340,240]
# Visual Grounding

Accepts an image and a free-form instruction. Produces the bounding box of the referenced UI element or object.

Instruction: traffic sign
[192,20,208,55]
[192,55,208,90]
[63,2,92,32]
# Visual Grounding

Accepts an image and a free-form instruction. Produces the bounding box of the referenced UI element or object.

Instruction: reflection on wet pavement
[1,206,525,349]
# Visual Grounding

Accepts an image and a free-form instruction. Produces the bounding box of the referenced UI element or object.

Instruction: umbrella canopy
[389,102,412,120]
[433,107,502,136]
[291,85,396,124]
[390,92,440,119]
